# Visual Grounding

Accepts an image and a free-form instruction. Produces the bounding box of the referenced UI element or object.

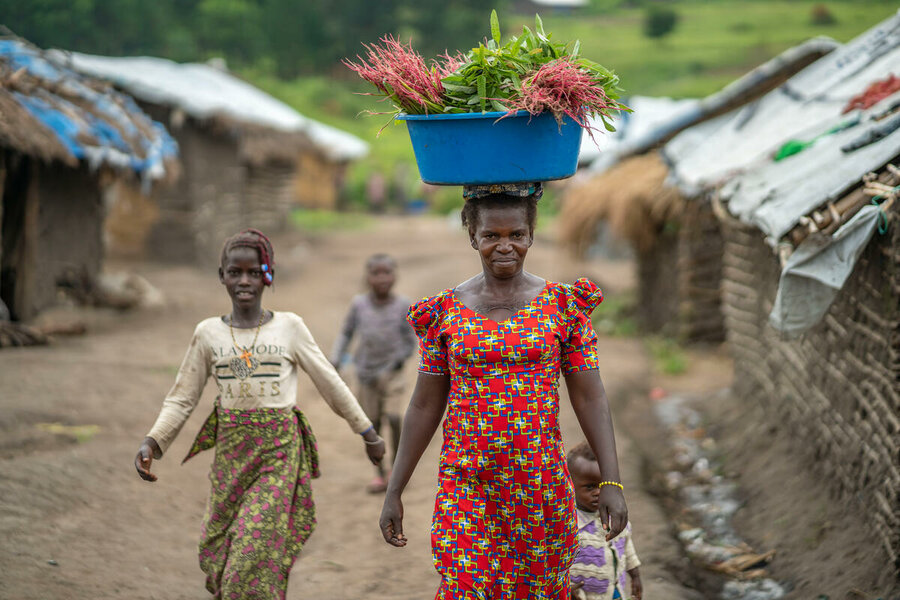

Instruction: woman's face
[469,205,533,279]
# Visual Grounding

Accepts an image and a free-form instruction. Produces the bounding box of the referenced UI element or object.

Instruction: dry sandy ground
[0,216,700,600]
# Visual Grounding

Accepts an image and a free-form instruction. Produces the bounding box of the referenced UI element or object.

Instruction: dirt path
[0,216,698,600]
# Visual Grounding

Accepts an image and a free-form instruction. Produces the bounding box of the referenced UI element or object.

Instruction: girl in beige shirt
[134,229,384,599]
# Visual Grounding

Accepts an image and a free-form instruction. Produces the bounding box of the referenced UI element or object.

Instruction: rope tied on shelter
[863,164,900,235]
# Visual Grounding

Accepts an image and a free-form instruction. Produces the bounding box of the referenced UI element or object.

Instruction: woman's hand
[379,492,407,547]
[362,429,386,465]
[134,437,162,482]
[377,372,449,547]
[598,485,628,540]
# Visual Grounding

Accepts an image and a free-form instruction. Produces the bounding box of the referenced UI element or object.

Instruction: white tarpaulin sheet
[769,206,880,335]
[50,52,369,162]
[664,11,900,196]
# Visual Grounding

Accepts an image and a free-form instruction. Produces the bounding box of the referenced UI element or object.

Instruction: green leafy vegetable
[346,11,630,135]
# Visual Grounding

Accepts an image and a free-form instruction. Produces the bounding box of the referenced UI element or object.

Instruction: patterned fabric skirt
[432,463,577,600]
[183,402,320,600]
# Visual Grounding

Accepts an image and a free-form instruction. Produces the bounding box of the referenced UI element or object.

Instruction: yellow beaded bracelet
[598,481,624,491]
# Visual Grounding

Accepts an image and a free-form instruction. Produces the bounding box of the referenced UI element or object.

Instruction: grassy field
[243,0,897,208]
[523,0,897,97]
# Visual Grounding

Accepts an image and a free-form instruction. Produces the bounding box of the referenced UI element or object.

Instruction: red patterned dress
[408,277,603,600]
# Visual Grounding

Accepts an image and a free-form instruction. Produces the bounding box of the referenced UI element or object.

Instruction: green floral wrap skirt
[183,401,319,599]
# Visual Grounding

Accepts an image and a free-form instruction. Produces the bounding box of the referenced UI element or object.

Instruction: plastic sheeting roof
[666,12,900,334]
[664,12,900,199]
[580,37,837,174]
[721,100,900,243]
[51,52,369,162]
[714,13,900,242]
[0,40,177,181]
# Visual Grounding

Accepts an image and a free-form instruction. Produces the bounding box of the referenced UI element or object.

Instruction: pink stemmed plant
[507,58,623,138]
[343,35,445,115]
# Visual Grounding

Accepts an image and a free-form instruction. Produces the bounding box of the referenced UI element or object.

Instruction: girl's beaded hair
[220,229,275,286]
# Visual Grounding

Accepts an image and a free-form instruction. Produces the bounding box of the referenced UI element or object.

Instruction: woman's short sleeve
[407,294,449,375]
[561,278,603,375]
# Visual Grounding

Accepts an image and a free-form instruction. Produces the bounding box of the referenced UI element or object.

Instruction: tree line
[2,0,506,78]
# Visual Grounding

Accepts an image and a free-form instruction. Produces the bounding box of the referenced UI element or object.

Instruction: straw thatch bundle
[559,153,684,257]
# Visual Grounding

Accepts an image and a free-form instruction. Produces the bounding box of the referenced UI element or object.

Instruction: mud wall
[677,198,725,343]
[720,216,900,571]
[1,156,104,320]
[638,198,725,343]
[637,228,679,334]
[144,122,244,265]
[118,104,297,266]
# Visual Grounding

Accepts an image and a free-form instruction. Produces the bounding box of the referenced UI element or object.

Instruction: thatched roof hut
[559,38,837,341]
[0,38,178,324]
[53,52,368,263]
[677,13,900,571]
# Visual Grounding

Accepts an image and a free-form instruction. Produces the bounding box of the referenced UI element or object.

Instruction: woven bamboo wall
[720,216,900,571]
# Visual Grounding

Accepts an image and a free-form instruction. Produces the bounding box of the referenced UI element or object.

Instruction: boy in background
[332,254,416,493]
[568,442,643,600]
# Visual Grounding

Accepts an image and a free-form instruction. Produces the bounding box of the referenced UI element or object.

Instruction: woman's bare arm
[565,368,628,539]
[379,372,450,546]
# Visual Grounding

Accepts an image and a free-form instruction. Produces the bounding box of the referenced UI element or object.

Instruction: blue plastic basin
[397,110,583,185]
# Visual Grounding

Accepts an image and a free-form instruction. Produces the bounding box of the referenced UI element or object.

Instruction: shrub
[644,5,679,39]
[810,4,837,26]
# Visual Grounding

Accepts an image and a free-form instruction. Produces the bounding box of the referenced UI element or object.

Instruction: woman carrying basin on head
[379,184,628,599]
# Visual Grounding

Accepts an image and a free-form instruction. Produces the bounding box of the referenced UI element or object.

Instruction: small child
[568,442,643,600]
[134,229,385,599]
[331,253,416,493]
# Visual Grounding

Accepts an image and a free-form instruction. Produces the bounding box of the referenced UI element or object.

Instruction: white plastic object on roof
[49,52,369,162]
[579,95,701,171]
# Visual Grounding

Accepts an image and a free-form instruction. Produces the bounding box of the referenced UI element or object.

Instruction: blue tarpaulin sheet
[0,40,177,180]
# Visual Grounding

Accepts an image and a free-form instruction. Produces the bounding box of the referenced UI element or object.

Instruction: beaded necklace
[228,310,264,379]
